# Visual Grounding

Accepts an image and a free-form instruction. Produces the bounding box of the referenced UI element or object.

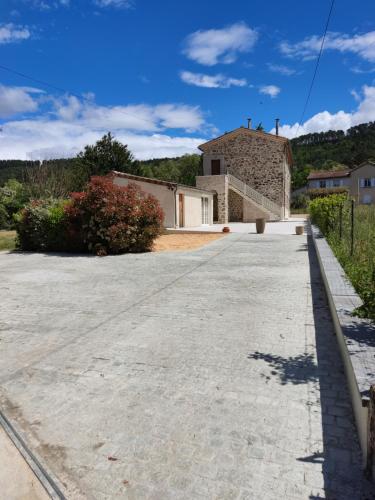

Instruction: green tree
[76,132,137,182]
[176,154,202,185]
[24,162,80,199]
[138,154,202,186]
[0,179,29,227]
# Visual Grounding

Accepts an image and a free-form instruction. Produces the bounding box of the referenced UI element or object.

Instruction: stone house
[196,126,292,223]
[307,161,375,204]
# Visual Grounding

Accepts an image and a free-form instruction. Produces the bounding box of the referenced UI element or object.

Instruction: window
[201,197,209,224]
[211,159,221,175]
[319,180,326,188]
[360,178,371,188]
[333,179,342,187]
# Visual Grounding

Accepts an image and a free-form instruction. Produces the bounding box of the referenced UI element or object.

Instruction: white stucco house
[307,161,375,204]
[111,171,214,228]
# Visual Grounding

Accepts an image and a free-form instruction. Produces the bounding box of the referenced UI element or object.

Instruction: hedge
[15,177,164,255]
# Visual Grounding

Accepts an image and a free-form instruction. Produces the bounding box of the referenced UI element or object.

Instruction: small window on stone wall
[211,159,221,175]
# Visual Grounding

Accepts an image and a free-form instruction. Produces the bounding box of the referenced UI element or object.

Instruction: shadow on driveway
[249,236,373,499]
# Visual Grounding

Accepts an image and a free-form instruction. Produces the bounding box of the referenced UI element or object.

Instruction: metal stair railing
[227,173,282,219]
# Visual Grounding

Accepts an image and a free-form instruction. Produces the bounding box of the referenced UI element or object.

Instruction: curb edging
[0,411,66,499]
[310,224,375,476]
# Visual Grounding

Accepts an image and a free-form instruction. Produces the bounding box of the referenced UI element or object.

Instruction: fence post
[339,204,343,240]
[350,199,354,256]
[366,385,375,479]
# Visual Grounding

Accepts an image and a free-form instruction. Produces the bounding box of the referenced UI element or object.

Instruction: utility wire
[0,63,158,129]
[294,0,335,138]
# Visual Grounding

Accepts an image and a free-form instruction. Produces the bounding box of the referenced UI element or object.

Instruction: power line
[0,63,86,100]
[0,63,157,128]
[294,0,335,138]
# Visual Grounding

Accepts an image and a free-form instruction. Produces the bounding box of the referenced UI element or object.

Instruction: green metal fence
[326,201,375,318]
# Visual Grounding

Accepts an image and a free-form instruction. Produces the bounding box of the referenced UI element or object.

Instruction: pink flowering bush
[15,176,164,255]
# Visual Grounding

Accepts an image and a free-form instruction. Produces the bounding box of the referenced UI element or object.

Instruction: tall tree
[76,133,137,181]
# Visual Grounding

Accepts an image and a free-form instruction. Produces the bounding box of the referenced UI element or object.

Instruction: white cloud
[350,65,375,74]
[183,22,258,66]
[351,89,361,102]
[24,0,70,9]
[272,85,375,138]
[259,85,280,98]
[0,93,208,160]
[52,96,205,132]
[280,31,375,63]
[267,63,296,76]
[0,85,43,118]
[0,120,204,160]
[93,0,132,7]
[180,70,247,88]
[0,23,31,44]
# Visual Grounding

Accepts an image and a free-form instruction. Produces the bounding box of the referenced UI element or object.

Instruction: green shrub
[0,179,29,228]
[291,193,308,210]
[309,193,347,235]
[307,186,349,200]
[310,196,375,320]
[71,176,164,255]
[14,199,72,252]
[0,204,9,229]
[15,176,164,255]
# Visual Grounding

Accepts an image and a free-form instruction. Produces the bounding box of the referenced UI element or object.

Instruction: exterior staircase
[227,173,283,221]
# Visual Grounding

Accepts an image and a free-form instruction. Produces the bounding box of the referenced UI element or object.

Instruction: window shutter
[372,178,375,187]
[360,178,365,188]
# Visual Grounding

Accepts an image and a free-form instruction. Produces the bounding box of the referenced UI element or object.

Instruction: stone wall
[284,158,291,218]
[243,198,271,222]
[228,189,243,222]
[201,129,291,210]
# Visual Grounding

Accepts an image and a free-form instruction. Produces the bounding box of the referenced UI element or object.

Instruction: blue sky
[0,0,375,159]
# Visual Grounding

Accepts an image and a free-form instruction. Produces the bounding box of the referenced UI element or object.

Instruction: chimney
[275,118,280,136]
[247,118,252,129]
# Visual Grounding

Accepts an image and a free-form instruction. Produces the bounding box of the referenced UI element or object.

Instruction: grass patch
[0,230,16,251]
[310,197,375,320]
[327,205,375,320]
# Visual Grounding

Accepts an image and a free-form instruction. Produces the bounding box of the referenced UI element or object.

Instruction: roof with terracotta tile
[198,126,293,164]
[109,171,215,194]
[307,170,351,180]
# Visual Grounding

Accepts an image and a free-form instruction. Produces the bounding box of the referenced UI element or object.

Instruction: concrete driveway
[170,218,308,235]
[0,233,370,499]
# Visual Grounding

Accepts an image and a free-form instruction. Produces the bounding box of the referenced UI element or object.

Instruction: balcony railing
[227,173,282,219]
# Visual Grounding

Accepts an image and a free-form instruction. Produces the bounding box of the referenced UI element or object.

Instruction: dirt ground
[0,426,49,500]
[153,232,225,252]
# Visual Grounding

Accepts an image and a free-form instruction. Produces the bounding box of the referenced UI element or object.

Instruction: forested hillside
[290,121,375,188]
[2,122,375,190]
[0,152,202,188]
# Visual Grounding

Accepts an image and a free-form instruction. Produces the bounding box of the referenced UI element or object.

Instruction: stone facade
[200,127,292,219]
[228,189,243,222]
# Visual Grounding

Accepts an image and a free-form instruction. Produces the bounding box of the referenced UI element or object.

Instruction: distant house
[307,161,375,204]
[196,124,292,222]
[111,171,214,228]
[307,169,351,189]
